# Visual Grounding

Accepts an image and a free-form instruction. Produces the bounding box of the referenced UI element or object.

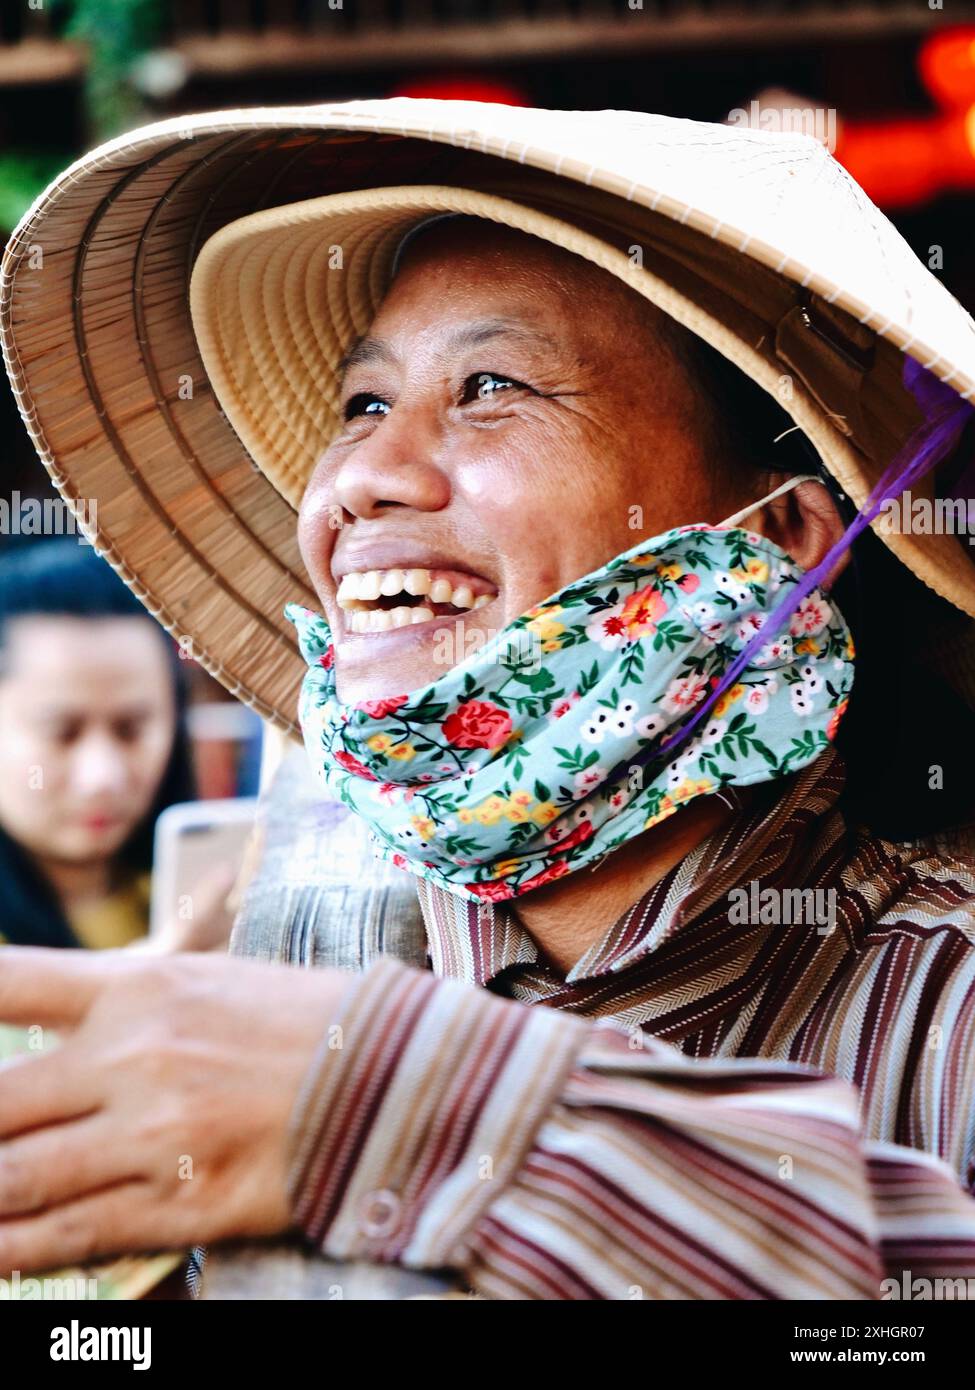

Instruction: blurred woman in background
[0,537,216,950]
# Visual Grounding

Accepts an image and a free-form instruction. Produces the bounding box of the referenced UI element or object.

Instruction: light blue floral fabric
[284,521,855,903]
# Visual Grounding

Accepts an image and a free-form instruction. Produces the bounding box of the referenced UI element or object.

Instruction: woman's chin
[333,628,452,703]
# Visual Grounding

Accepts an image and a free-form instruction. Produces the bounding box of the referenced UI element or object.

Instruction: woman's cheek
[120,721,176,831]
[0,738,58,846]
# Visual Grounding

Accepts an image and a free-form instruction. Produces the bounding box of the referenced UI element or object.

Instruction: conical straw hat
[2,97,974,740]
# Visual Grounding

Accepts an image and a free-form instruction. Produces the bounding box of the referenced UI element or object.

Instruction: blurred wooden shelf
[0,38,86,87]
[171,8,970,77]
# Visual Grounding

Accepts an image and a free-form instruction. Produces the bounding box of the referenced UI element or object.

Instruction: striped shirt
[286,745,975,1298]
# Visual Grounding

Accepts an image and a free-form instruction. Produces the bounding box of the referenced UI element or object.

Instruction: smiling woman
[297,216,742,704]
[2,100,975,1302]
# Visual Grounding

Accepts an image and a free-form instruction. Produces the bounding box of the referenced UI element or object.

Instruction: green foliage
[0,151,74,232]
[63,0,168,140]
[1,2,169,228]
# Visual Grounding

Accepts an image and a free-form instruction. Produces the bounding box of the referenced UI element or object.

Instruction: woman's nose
[331,404,452,520]
[70,732,130,798]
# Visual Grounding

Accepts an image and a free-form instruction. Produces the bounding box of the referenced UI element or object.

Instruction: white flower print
[665,750,699,789]
[753,635,794,667]
[582,698,640,743]
[585,603,628,651]
[790,683,813,716]
[635,712,666,739]
[580,708,613,744]
[609,698,640,737]
[789,591,830,637]
[715,571,753,605]
[799,662,823,696]
[394,822,427,846]
[687,601,717,624]
[700,717,728,746]
[574,765,608,795]
[735,613,765,643]
[661,674,710,714]
[547,802,595,842]
[744,685,769,715]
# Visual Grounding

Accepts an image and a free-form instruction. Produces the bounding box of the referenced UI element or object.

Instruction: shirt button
[359,1188,402,1239]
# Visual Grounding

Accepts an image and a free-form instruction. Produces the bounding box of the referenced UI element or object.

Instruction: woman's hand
[127,863,240,956]
[0,947,354,1273]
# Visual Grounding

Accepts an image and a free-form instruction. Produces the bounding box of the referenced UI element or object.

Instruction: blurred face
[0,616,177,866]
[297,220,737,705]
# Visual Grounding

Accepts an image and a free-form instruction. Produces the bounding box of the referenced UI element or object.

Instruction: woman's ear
[748,475,851,588]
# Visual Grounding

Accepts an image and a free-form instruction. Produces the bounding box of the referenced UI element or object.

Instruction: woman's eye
[462,372,523,403]
[113,718,146,743]
[343,393,390,421]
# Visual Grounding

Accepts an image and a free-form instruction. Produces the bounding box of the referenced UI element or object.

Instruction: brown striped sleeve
[285,955,975,1299]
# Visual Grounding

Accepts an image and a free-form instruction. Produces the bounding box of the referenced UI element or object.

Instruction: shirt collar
[414,746,847,988]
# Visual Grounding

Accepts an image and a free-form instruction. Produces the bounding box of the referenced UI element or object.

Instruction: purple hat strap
[656,356,975,759]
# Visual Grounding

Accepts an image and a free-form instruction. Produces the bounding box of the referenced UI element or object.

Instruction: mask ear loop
[716,473,824,531]
[653,369,973,766]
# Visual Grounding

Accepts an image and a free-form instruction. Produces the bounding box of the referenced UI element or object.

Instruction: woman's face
[298,221,739,704]
[0,615,177,866]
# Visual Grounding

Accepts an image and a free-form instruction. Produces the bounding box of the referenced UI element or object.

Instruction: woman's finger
[0,946,117,1028]
[0,1114,139,1217]
[0,1047,101,1140]
[0,1180,172,1278]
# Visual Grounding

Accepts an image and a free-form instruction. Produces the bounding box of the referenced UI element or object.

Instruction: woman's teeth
[346,605,436,633]
[337,567,494,635]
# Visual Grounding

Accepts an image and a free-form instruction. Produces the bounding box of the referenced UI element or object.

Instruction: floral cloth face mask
[284,474,855,903]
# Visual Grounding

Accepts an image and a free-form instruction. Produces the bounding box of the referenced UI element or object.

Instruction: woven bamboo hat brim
[2,97,975,740]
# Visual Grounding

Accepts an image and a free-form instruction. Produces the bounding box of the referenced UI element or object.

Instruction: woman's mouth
[336,566,497,635]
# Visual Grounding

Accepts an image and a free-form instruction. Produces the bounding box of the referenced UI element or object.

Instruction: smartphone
[149,798,258,937]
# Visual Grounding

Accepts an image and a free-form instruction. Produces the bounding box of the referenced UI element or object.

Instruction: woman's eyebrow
[337,318,559,384]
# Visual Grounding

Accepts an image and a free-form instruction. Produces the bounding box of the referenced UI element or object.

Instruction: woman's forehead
[377,227,668,354]
[391,215,605,294]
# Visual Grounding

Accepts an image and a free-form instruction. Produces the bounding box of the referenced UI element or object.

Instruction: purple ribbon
[655,356,975,761]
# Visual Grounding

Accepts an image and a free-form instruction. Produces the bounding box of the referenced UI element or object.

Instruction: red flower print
[333,750,379,781]
[551,819,595,855]
[391,852,407,869]
[318,645,335,670]
[516,859,571,893]
[826,698,849,742]
[550,692,580,720]
[676,574,700,594]
[442,700,513,750]
[466,880,517,901]
[354,694,408,718]
[620,584,668,639]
